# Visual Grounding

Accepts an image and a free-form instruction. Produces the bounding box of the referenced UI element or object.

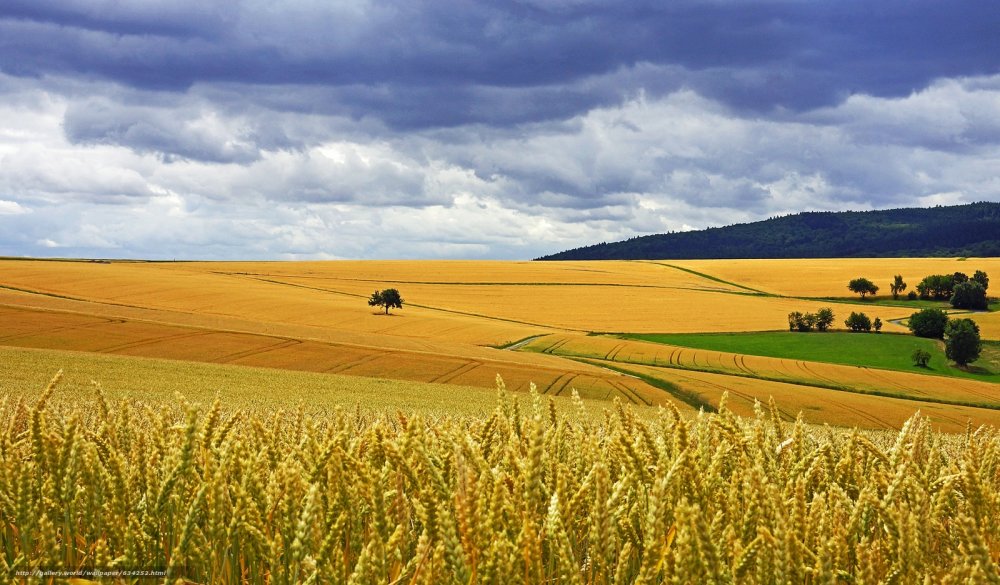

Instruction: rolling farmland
[1,257,998,431]
[3,256,1000,583]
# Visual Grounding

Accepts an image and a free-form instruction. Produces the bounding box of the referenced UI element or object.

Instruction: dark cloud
[2,0,998,128]
[1,2,999,260]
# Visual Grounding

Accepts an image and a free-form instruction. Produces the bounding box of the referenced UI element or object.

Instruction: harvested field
[2,346,658,420]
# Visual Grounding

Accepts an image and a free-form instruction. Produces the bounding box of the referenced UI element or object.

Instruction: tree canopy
[890,275,907,300]
[368,288,404,314]
[951,281,988,310]
[907,308,949,339]
[538,202,1000,260]
[944,318,982,367]
[848,278,879,299]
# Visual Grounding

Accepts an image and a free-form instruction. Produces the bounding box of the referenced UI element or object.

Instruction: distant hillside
[538,202,1000,260]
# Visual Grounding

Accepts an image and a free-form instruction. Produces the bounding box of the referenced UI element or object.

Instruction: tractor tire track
[99,330,214,353]
[430,361,481,384]
[216,339,303,364]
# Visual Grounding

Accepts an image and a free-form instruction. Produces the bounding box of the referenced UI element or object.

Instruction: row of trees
[907,307,982,366]
[787,308,882,333]
[787,305,982,366]
[848,270,990,310]
[787,308,835,332]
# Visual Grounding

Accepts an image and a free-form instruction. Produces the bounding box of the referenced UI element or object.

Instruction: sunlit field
[3,257,1000,582]
[1,257,997,431]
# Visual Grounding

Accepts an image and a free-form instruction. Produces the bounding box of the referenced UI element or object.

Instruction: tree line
[787,305,983,367]
[848,270,991,310]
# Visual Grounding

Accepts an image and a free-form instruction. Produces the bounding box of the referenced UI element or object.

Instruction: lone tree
[944,318,982,367]
[848,278,879,299]
[368,288,404,314]
[907,308,949,339]
[890,275,907,300]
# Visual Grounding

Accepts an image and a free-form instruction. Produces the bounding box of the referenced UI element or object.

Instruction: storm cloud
[0,0,998,259]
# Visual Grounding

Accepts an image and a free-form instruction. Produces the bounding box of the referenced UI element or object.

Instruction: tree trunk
[385,305,389,315]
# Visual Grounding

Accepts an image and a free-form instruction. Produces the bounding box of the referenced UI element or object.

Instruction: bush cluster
[787,308,834,332]
[844,312,882,333]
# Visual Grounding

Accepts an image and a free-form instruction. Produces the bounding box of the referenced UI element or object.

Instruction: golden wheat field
[2,257,1000,582]
[0,306,668,406]
[2,374,999,583]
[0,257,996,432]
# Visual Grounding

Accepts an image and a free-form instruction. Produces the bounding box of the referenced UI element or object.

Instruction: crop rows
[531,334,1000,414]
[2,374,999,583]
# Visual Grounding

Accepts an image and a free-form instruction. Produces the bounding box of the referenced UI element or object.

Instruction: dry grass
[2,373,998,583]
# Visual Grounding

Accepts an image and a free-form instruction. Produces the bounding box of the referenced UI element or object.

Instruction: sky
[1,0,999,260]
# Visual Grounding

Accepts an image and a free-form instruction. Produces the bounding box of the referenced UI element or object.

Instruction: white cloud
[0,200,28,215]
[0,72,999,259]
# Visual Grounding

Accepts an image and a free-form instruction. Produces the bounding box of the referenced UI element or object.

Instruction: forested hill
[538,202,1000,260]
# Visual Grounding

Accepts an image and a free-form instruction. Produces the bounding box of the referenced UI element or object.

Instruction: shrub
[911,348,931,367]
[844,312,872,332]
[945,318,982,367]
[873,317,883,333]
[907,308,949,339]
[906,291,918,301]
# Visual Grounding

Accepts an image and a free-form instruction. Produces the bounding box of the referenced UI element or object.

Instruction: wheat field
[0,258,996,431]
[2,374,998,583]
